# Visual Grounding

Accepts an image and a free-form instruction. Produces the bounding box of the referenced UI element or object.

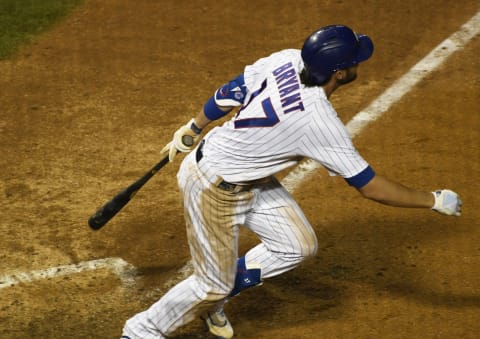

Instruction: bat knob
[182,135,194,147]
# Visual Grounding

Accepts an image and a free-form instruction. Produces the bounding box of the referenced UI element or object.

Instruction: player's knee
[301,234,318,257]
[283,238,318,270]
[289,233,318,261]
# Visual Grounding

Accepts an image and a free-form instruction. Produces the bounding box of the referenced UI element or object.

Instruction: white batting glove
[161,119,201,162]
[431,189,462,216]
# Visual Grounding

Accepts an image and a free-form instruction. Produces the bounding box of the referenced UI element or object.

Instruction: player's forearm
[193,109,212,131]
[358,175,434,208]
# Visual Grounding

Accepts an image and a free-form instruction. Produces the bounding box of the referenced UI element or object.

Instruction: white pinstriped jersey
[202,49,369,183]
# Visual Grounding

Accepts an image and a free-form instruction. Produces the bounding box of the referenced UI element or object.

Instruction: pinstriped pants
[122,150,318,338]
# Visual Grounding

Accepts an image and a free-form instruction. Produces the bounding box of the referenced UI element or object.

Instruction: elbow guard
[204,74,247,121]
[215,73,247,107]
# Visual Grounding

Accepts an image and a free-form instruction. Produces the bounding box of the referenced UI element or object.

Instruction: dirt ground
[1,1,479,338]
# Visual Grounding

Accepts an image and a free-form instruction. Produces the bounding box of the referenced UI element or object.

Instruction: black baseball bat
[88,136,194,230]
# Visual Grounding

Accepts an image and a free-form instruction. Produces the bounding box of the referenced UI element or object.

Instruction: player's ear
[334,69,347,80]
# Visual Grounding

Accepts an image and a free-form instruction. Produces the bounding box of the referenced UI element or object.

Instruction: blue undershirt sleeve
[344,165,375,188]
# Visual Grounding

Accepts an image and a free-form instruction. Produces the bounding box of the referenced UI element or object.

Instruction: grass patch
[0,0,83,59]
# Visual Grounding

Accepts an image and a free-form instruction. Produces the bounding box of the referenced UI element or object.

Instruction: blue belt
[196,140,205,163]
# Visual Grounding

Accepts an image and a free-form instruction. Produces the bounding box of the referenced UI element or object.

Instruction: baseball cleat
[202,308,234,339]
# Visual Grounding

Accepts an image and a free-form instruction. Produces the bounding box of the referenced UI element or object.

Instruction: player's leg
[123,153,251,338]
[213,179,317,302]
[204,179,317,333]
[243,178,318,280]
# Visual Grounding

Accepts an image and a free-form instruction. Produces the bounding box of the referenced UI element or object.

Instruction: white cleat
[202,308,234,339]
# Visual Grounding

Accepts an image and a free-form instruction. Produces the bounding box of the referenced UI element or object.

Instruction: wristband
[190,120,202,135]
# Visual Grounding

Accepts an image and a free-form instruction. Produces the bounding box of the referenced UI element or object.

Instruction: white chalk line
[0,257,136,290]
[1,10,479,292]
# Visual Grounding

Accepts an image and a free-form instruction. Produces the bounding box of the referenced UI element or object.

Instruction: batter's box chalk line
[0,257,137,290]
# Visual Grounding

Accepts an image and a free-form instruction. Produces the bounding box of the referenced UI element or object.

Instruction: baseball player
[121,25,462,339]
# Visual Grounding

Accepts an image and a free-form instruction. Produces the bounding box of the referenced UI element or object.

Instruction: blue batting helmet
[301,25,374,85]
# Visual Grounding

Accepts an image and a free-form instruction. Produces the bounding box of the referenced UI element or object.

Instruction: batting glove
[161,119,201,162]
[431,189,462,216]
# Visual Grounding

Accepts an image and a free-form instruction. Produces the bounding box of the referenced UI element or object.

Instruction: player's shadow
[227,215,480,331]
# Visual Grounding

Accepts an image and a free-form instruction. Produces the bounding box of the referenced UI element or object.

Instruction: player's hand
[161,118,201,162]
[431,189,462,216]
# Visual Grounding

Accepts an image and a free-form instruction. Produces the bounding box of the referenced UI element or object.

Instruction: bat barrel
[88,213,108,230]
[88,192,131,230]
[87,149,173,230]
